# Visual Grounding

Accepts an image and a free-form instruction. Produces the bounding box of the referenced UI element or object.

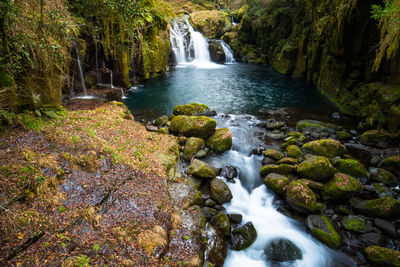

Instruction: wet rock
[277,157,298,165]
[364,246,400,266]
[183,137,205,161]
[361,232,386,246]
[288,131,306,142]
[322,173,363,201]
[341,215,371,233]
[374,218,397,236]
[210,178,233,204]
[297,156,335,181]
[262,157,276,165]
[264,173,289,195]
[302,139,346,158]
[195,149,208,158]
[211,212,231,236]
[335,159,370,182]
[169,183,203,208]
[170,115,216,138]
[264,149,285,160]
[266,132,285,140]
[380,155,400,176]
[306,215,342,249]
[252,147,265,155]
[296,120,338,134]
[336,130,352,140]
[265,118,285,129]
[228,214,242,225]
[155,115,169,126]
[145,125,158,132]
[360,129,399,149]
[230,222,257,250]
[220,166,239,182]
[350,197,400,219]
[202,223,227,267]
[173,103,213,116]
[286,145,302,158]
[332,112,341,119]
[260,164,296,177]
[205,199,216,207]
[281,137,299,149]
[264,238,302,262]
[369,168,397,187]
[286,180,318,213]
[188,159,219,179]
[206,128,232,153]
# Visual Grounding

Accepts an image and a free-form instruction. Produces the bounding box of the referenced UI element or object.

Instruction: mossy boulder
[302,139,346,158]
[336,130,352,140]
[306,215,341,249]
[170,115,216,138]
[277,157,298,165]
[210,178,233,204]
[322,173,363,201]
[380,155,400,176]
[183,137,205,161]
[370,168,397,187]
[297,156,335,181]
[264,149,285,160]
[296,120,339,133]
[286,145,302,158]
[260,164,296,177]
[155,115,169,126]
[341,215,370,233]
[297,179,324,191]
[350,197,400,219]
[230,222,257,250]
[264,238,303,262]
[188,159,219,179]
[286,181,318,213]
[189,10,232,39]
[364,246,400,266]
[172,103,213,116]
[206,128,232,153]
[264,173,290,195]
[211,212,231,236]
[335,159,369,182]
[360,129,399,149]
[288,131,306,142]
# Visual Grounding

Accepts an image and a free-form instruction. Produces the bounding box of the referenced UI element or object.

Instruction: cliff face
[227,0,400,131]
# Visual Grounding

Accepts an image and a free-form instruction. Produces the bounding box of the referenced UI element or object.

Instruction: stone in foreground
[286,181,318,213]
[170,115,216,138]
[210,178,233,204]
[206,128,232,153]
[188,159,219,179]
[306,215,341,249]
[364,246,400,266]
[350,197,400,219]
[230,222,257,250]
[297,156,335,181]
[264,238,302,262]
[302,139,346,158]
[173,103,214,116]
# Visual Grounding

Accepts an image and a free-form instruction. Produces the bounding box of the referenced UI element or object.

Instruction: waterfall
[187,24,211,62]
[220,41,236,64]
[95,40,101,83]
[74,44,87,96]
[170,23,186,64]
[231,15,237,27]
[110,71,114,89]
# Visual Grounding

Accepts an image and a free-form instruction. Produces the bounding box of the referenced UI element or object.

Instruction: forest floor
[0,101,202,266]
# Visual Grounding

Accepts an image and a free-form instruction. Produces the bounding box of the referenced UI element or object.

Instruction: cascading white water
[75,45,87,96]
[204,114,353,267]
[187,24,211,62]
[170,23,187,64]
[110,71,114,89]
[220,41,236,64]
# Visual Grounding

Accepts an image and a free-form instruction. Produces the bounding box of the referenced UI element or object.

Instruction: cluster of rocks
[257,114,400,265]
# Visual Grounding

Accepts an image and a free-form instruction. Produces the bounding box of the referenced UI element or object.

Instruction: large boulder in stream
[285,180,319,213]
[202,223,227,267]
[297,156,335,181]
[364,246,400,266]
[306,215,342,249]
[183,137,205,161]
[172,103,215,116]
[230,222,258,250]
[264,149,285,161]
[322,173,363,201]
[260,164,296,177]
[350,197,400,219]
[188,159,219,179]
[335,159,370,182]
[380,155,400,176]
[302,139,346,158]
[206,128,232,153]
[170,115,216,138]
[264,173,290,195]
[211,212,231,236]
[210,178,233,204]
[264,238,303,262]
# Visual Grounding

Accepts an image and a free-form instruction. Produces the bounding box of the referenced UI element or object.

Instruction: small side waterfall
[74,44,87,96]
[110,71,114,89]
[220,41,236,63]
[95,40,101,83]
[170,24,187,64]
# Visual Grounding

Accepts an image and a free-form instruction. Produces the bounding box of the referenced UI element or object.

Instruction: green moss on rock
[350,197,400,219]
[323,173,363,201]
[306,215,341,249]
[336,130,352,140]
[297,156,335,181]
[286,180,318,213]
[183,137,205,161]
[212,212,231,236]
[173,103,212,116]
[364,246,400,266]
[360,129,399,148]
[170,115,216,138]
[341,215,369,233]
[264,173,290,195]
[335,159,369,181]
[380,155,400,176]
[210,178,233,204]
[206,128,232,153]
[188,159,218,179]
[264,149,285,160]
[370,168,397,187]
[302,139,346,158]
[286,145,302,158]
[260,164,296,177]
[189,10,232,39]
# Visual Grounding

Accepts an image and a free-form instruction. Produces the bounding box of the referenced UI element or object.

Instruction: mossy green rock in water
[296,120,339,133]
[336,130,352,140]
[155,115,169,127]
[286,181,318,213]
[210,178,233,204]
[341,215,369,233]
[264,173,290,195]
[231,222,257,250]
[380,155,400,176]
[370,168,397,187]
[170,115,216,138]
[188,159,219,179]
[183,137,205,161]
[212,212,231,236]
[264,149,285,160]
[286,145,302,158]
[206,128,232,153]
[302,139,346,158]
[360,129,399,148]
[323,173,363,201]
[364,246,400,266]
[335,159,369,181]
[306,215,341,249]
[260,164,296,177]
[350,197,400,219]
[297,156,335,181]
[173,103,212,116]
